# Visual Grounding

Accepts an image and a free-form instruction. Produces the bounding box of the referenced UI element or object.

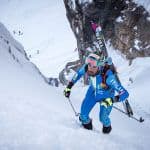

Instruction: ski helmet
[86,53,105,67]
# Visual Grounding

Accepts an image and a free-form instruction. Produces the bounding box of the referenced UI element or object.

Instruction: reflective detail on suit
[89,76,96,89]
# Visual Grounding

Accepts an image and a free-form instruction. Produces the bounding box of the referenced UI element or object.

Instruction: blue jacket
[71,64,129,102]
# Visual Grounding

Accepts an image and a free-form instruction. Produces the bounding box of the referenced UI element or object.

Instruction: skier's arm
[106,73,129,102]
[70,64,86,84]
[64,65,86,98]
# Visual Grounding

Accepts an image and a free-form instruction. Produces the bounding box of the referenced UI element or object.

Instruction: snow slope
[0,23,150,150]
[0,0,77,77]
[0,22,71,150]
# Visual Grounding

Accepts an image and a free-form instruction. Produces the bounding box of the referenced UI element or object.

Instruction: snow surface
[134,39,141,50]
[0,1,150,150]
[0,22,150,149]
[116,16,124,23]
[0,0,77,77]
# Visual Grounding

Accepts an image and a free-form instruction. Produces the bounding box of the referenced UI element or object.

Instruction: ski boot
[102,125,112,134]
[79,116,93,130]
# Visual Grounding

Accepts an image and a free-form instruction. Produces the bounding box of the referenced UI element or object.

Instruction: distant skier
[64,53,129,134]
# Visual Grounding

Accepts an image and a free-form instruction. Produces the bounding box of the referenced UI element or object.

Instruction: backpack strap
[85,64,88,72]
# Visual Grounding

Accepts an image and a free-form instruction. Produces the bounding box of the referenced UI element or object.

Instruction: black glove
[64,88,71,98]
[113,95,120,103]
[64,82,74,98]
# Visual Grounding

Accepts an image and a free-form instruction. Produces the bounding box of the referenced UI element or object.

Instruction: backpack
[100,64,117,89]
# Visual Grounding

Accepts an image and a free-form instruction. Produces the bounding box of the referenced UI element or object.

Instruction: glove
[63,82,74,98]
[64,88,71,98]
[113,95,120,103]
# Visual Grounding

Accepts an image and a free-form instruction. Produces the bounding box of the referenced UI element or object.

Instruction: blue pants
[80,87,112,127]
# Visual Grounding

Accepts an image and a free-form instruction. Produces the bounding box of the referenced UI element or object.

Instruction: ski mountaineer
[64,53,129,134]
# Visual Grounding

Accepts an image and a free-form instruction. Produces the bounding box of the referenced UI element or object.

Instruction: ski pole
[67,98,80,117]
[122,99,133,117]
[113,105,144,123]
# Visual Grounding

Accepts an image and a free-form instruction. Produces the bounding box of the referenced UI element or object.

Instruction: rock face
[63,0,150,62]
[113,3,150,61]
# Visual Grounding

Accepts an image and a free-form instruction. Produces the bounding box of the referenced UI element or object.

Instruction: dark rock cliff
[63,0,150,62]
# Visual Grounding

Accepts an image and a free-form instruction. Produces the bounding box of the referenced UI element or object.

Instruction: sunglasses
[88,63,98,69]
[86,57,98,68]
[86,56,104,67]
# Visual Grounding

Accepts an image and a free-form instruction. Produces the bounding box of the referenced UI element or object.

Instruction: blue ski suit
[71,64,129,127]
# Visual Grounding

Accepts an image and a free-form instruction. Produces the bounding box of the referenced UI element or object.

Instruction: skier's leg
[99,98,113,133]
[79,88,96,129]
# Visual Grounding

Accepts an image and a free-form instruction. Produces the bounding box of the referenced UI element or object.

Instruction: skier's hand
[113,95,120,103]
[113,92,129,103]
[64,88,71,98]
